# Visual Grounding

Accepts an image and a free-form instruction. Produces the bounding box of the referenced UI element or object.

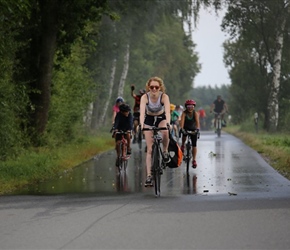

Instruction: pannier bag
[167,133,183,168]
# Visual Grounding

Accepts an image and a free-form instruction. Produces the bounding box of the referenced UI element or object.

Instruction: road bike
[214,112,222,137]
[182,129,199,173]
[115,131,131,173]
[143,126,168,197]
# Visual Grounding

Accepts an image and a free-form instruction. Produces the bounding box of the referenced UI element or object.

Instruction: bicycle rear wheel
[152,144,161,197]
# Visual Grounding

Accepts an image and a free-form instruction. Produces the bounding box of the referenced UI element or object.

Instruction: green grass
[0,133,114,195]
[225,126,290,180]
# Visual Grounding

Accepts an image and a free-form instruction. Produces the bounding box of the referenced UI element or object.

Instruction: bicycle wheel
[186,141,191,173]
[122,158,128,172]
[152,144,161,197]
[216,118,221,137]
[137,128,142,150]
[118,142,124,173]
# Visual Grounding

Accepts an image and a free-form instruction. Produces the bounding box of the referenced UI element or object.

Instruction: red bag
[167,133,183,168]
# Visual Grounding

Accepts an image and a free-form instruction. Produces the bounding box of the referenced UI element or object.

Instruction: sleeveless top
[146,92,164,114]
[184,111,197,130]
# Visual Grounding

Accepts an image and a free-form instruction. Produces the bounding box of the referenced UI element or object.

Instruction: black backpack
[166,133,183,168]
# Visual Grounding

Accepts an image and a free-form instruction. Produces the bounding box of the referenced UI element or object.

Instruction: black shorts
[144,113,166,127]
[183,127,198,147]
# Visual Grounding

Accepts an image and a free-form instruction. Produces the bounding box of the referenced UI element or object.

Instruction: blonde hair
[145,76,166,93]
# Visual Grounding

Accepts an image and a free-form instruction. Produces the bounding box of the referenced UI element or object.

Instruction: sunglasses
[149,85,160,90]
[186,105,194,108]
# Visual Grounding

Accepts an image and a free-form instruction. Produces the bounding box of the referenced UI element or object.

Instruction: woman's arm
[139,94,147,129]
[180,112,185,129]
[195,111,200,129]
[162,94,171,125]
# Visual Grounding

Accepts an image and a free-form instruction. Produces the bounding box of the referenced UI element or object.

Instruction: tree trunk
[32,0,58,136]
[267,9,287,132]
[118,43,130,97]
[98,57,117,126]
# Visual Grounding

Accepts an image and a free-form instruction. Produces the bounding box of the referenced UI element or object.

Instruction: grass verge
[225,126,290,180]
[0,133,114,195]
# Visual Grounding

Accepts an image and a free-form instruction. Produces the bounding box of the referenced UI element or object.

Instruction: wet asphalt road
[1,131,290,249]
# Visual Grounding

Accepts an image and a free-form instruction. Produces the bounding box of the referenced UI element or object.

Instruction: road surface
[1,131,290,249]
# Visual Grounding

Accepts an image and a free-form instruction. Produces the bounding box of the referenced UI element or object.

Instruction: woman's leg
[159,119,169,152]
[144,126,153,177]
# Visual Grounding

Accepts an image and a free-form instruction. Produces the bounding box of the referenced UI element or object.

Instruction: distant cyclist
[130,85,145,143]
[210,95,228,129]
[112,96,124,126]
[112,103,133,167]
[180,99,200,168]
[170,104,180,138]
[198,107,206,130]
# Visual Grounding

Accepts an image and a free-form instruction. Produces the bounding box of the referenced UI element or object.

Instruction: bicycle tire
[186,141,191,173]
[217,118,221,137]
[152,144,161,197]
[122,158,128,172]
[137,129,142,150]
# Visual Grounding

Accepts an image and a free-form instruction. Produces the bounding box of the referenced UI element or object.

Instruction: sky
[192,8,230,88]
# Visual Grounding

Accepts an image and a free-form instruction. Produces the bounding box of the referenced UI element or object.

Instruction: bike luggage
[167,133,183,168]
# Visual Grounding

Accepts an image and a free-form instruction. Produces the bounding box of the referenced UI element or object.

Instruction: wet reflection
[10,133,290,197]
[183,173,197,195]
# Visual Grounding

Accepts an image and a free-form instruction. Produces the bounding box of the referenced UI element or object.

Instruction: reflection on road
[12,131,290,197]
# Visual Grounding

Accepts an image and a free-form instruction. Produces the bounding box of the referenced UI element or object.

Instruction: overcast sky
[192,8,230,88]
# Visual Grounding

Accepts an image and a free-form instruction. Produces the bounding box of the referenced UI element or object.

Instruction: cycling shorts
[144,112,166,127]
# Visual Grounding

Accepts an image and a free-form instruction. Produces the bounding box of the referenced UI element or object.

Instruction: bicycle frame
[115,131,130,172]
[143,126,168,197]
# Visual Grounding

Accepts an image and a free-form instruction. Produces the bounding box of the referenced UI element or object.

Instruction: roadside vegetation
[0,131,114,195]
[225,125,290,181]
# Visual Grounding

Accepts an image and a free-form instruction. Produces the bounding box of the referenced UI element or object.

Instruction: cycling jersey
[183,111,197,130]
[213,99,225,113]
[114,112,133,131]
[170,110,179,123]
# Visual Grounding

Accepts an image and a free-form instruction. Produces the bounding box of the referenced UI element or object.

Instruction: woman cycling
[139,76,171,187]
[180,99,200,168]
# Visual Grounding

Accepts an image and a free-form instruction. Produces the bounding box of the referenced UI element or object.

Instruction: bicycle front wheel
[152,144,161,197]
[186,142,191,173]
[137,129,142,150]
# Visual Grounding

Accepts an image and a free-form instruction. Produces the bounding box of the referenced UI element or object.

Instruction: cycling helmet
[185,99,196,107]
[115,96,124,104]
[119,103,131,112]
[170,103,176,111]
[139,89,146,95]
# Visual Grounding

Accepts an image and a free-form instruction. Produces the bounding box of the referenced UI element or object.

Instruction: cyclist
[139,76,171,187]
[112,103,133,167]
[170,103,180,138]
[130,84,146,143]
[112,96,124,126]
[180,99,200,168]
[210,95,228,129]
[198,107,206,130]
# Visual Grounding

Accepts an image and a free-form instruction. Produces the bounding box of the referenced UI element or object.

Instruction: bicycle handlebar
[115,130,131,135]
[142,127,168,131]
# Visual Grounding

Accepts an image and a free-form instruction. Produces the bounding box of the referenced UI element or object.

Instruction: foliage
[46,39,97,145]
[0,132,114,195]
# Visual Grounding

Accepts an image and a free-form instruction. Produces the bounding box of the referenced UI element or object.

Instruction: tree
[222,0,290,131]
